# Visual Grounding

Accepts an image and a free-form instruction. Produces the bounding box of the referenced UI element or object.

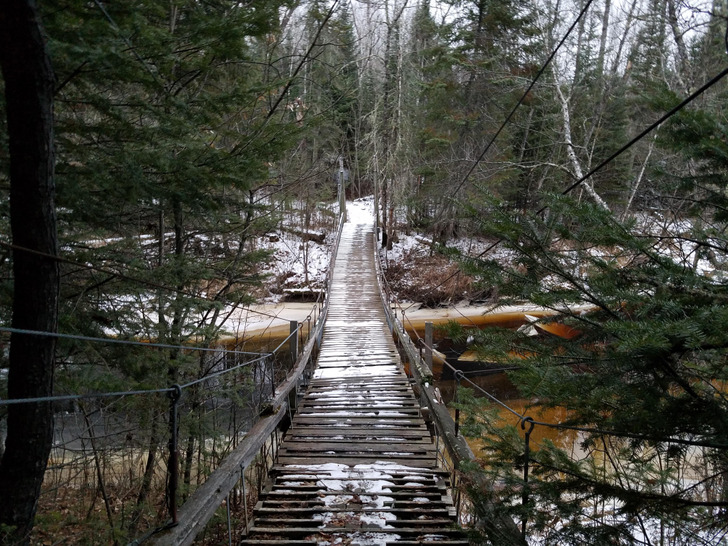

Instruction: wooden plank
[308,376,409,383]
[290,420,428,429]
[279,440,435,451]
[263,491,446,500]
[283,437,433,446]
[241,220,469,545]
[294,408,420,416]
[300,400,418,407]
[386,542,470,546]
[271,467,451,478]
[254,517,458,527]
[248,526,466,536]
[236,538,316,546]
[291,414,427,423]
[303,392,413,399]
[268,483,444,491]
[284,426,429,436]
[255,503,452,512]
[275,456,438,467]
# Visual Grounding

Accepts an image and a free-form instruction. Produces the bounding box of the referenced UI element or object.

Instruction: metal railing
[0,215,346,546]
[372,231,525,545]
[151,213,346,545]
[372,234,474,514]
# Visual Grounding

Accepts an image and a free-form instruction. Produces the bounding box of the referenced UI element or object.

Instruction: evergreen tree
[1,0,302,539]
[454,11,728,535]
[457,187,728,543]
[404,0,458,230]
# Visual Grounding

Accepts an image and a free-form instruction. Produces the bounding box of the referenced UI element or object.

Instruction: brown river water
[232,307,577,455]
[401,310,580,456]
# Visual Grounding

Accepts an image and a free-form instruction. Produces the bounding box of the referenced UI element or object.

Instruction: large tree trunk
[0,1,60,543]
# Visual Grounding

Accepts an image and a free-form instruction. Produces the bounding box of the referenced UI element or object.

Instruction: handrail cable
[0,387,176,406]
[0,293,305,406]
[0,336,273,407]
[0,240,297,323]
[0,211,346,407]
[377,248,728,451]
[444,357,728,450]
[178,352,271,391]
[0,326,265,357]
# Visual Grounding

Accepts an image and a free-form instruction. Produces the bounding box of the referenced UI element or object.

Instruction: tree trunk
[128,418,160,535]
[0,1,59,543]
[622,132,658,220]
[597,0,611,79]
[666,0,690,91]
[555,81,610,212]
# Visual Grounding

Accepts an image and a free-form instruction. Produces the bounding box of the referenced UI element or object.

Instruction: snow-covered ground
[230,197,523,337]
[231,197,589,337]
[92,197,724,340]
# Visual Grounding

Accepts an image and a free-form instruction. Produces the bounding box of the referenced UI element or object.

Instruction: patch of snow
[348,197,375,226]
[359,511,396,528]
[313,365,400,379]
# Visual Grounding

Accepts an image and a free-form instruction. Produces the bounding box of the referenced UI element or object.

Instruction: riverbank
[229,196,590,341]
[231,300,592,341]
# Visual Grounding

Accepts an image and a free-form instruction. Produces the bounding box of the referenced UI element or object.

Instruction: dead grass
[383,247,492,307]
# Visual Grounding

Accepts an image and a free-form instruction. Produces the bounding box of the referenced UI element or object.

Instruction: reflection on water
[436,371,582,457]
[446,390,583,458]
[437,371,520,402]
[412,310,584,457]
[219,321,314,375]
[243,309,582,456]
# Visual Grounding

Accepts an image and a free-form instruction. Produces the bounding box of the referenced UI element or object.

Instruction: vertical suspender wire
[226,492,232,546]
[521,417,536,538]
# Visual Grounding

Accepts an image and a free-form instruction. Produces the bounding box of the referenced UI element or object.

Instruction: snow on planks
[241,211,469,545]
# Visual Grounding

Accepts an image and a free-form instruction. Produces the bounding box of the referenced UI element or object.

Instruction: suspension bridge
[155,208,474,545]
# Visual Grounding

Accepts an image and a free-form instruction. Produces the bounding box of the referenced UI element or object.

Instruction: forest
[1,0,728,544]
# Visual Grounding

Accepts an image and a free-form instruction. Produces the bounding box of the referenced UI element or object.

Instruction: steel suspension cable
[0,239,303,323]
[446,0,596,201]
[408,59,728,301]
[0,387,176,406]
[0,326,265,357]
[445,358,728,450]
[386,2,597,301]
[559,65,728,200]
[0,215,346,407]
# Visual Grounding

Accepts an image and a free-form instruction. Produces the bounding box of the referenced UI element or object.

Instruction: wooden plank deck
[241,213,469,545]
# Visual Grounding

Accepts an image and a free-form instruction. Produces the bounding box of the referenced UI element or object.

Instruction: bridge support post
[167,385,182,524]
[425,321,434,373]
[290,320,299,364]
